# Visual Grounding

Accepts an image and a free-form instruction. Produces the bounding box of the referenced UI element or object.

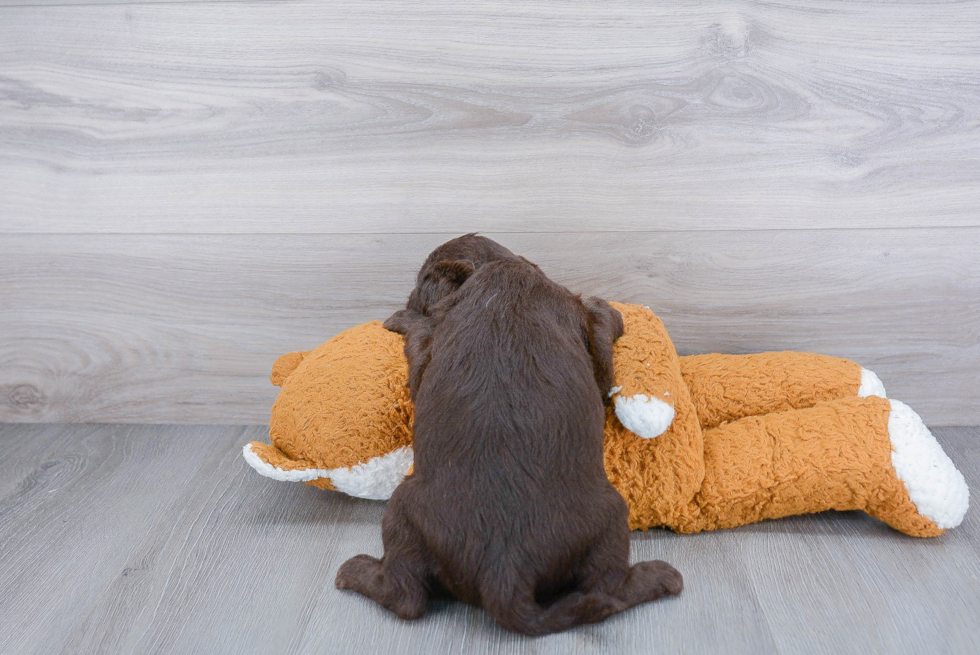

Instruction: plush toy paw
[612,392,675,439]
[887,399,969,530]
[858,368,887,398]
[604,303,687,441]
[244,442,413,501]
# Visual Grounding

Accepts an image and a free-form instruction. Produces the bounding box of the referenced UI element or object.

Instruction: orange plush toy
[244,303,968,537]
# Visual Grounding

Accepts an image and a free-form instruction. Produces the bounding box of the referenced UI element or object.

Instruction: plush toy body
[244,303,968,537]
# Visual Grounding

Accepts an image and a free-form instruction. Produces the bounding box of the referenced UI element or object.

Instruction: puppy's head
[386,235,516,336]
[406,234,516,316]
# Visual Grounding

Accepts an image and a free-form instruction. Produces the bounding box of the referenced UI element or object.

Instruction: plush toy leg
[674,396,968,537]
[678,352,885,430]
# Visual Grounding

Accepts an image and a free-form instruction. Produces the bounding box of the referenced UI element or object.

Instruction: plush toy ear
[583,296,625,400]
[269,350,311,387]
[246,321,416,501]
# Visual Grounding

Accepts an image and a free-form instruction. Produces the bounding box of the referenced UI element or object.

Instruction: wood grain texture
[1,229,977,424]
[0,424,253,654]
[0,423,976,654]
[2,0,979,233]
[736,426,980,654]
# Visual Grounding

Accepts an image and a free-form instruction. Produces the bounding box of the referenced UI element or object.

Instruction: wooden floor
[1,423,976,654]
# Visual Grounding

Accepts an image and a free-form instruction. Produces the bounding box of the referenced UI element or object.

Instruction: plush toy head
[244,321,415,499]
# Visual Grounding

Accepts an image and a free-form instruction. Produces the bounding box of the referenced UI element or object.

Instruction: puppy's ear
[403,313,436,398]
[409,260,475,315]
[430,260,475,286]
[383,308,436,396]
[583,297,624,401]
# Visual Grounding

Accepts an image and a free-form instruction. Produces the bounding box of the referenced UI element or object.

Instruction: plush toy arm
[678,351,885,430]
[671,395,968,537]
[607,303,690,440]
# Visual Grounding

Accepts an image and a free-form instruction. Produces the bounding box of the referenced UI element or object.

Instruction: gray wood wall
[2,1,978,425]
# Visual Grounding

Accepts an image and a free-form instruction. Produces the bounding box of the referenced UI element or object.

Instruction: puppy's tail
[484,589,626,636]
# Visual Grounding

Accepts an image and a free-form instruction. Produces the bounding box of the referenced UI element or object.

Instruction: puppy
[336,238,682,635]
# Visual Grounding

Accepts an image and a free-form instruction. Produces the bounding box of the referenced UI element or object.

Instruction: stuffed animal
[243,303,968,537]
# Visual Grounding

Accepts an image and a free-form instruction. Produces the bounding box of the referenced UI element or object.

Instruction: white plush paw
[858,368,887,398]
[326,446,414,500]
[242,443,332,482]
[614,394,675,439]
[242,443,413,501]
[888,400,969,529]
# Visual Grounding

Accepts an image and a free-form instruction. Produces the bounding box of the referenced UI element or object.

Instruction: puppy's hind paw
[335,554,383,590]
[628,560,683,601]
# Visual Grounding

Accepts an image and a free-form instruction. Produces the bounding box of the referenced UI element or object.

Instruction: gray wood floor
[1,423,977,654]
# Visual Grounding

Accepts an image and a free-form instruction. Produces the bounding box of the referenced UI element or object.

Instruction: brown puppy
[336,239,682,635]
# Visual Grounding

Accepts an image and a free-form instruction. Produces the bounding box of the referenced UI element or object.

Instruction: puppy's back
[411,258,606,485]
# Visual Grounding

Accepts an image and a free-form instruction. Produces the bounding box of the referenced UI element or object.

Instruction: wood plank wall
[1,1,978,424]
